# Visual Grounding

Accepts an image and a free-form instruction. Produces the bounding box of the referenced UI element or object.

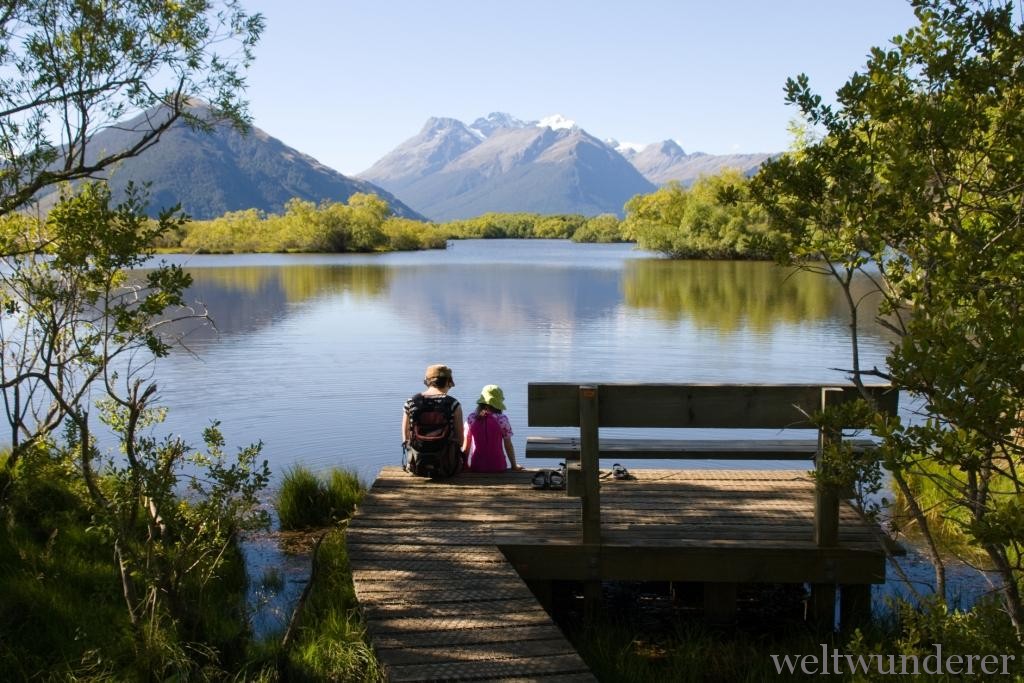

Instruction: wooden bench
[524,382,899,626]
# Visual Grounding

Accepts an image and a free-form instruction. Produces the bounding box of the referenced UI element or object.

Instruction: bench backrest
[528,383,899,429]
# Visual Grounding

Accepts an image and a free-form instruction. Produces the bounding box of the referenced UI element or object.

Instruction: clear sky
[241,1,920,175]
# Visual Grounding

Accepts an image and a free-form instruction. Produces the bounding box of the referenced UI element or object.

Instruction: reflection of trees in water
[189,265,389,303]
[163,265,391,339]
[623,260,884,333]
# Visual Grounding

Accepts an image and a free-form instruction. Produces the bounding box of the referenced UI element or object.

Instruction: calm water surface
[138,239,987,628]
[147,239,895,484]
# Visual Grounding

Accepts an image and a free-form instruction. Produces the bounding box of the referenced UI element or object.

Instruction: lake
[146,239,895,485]
[137,239,987,627]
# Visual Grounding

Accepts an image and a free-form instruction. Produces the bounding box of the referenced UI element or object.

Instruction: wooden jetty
[348,382,899,681]
[348,467,597,682]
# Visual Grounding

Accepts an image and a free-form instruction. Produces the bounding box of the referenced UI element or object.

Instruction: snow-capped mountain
[359,112,775,220]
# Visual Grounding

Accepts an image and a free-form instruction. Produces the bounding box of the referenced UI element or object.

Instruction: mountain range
[38,106,774,223]
[360,113,773,220]
[37,104,424,221]
[360,114,657,220]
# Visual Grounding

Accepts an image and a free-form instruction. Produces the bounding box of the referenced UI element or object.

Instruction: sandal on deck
[532,469,551,490]
[548,469,566,490]
[612,463,633,480]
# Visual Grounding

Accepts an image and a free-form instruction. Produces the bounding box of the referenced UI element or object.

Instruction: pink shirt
[464,410,513,473]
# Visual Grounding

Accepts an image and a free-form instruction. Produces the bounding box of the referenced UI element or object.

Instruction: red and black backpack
[404,393,462,478]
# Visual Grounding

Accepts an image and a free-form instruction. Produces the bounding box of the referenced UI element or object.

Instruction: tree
[0,1,270,670]
[624,171,777,259]
[0,0,264,217]
[752,0,1024,637]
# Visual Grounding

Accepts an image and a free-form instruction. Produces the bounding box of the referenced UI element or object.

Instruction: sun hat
[477,384,506,411]
[424,364,454,386]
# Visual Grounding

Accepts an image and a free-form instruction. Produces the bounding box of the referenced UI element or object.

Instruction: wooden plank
[387,653,593,682]
[528,383,898,428]
[525,436,881,460]
[370,624,568,649]
[378,637,581,666]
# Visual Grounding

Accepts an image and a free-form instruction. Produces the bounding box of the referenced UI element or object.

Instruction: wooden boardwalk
[348,465,887,681]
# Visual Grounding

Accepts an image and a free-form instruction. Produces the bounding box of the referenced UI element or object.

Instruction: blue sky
[242,1,919,175]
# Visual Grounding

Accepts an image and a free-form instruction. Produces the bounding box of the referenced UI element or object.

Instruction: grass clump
[280,529,384,682]
[276,465,365,530]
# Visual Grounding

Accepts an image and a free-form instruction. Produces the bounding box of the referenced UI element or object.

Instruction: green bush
[276,465,365,530]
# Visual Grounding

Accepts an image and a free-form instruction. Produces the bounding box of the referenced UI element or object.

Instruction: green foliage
[442,212,589,240]
[281,530,384,682]
[623,171,780,259]
[751,0,1024,634]
[572,213,626,243]
[177,205,629,253]
[0,0,263,217]
[849,597,1024,676]
[179,193,450,254]
[276,466,365,531]
[0,436,262,679]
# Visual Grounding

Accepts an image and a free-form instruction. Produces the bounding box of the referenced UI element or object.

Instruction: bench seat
[525,436,879,461]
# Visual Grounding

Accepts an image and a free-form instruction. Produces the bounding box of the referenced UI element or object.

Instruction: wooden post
[812,387,843,629]
[579,385,600,545]
[579,385,602,627]
[814,387,842,547]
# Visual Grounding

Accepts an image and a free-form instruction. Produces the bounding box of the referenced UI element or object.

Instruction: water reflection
[623,260,833,330]
[387,264,622,334]
[176,265,391,340]
[173,254,889,341]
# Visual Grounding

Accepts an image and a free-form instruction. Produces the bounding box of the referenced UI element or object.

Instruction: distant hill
[38,104,424,221]
[614,138,773,186]
[360,114,655,220]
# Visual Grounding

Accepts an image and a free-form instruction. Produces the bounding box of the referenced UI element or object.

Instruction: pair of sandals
[532,466,566,490]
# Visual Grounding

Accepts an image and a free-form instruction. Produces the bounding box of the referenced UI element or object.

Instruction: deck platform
[348,465,887,681]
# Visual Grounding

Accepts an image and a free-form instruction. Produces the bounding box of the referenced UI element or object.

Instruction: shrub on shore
[276,465,366,530]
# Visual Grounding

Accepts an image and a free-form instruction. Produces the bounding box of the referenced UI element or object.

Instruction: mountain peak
[469,112,529,138]
[536,114,577,131]
[654,138,686,157]
[606,139,648,157]
[421,116,472,137]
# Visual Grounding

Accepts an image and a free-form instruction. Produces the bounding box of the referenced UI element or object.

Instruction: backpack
[404,393,462,478]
